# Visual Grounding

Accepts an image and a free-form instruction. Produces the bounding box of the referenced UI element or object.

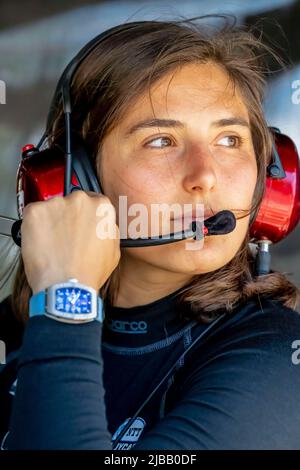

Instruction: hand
[21,191,121,294]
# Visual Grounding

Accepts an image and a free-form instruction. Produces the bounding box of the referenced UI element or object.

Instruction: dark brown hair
[11,16,300,323]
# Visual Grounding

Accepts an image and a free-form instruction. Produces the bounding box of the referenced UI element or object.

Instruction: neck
[113,253,193,308]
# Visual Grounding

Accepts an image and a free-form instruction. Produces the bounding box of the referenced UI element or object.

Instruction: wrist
[31,275,101,296]
[31,273,69,295]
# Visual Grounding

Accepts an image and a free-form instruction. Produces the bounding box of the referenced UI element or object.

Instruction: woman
[1,17,300,450]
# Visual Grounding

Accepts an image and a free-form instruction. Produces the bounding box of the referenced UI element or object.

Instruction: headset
[0,21,298,274]
[0,20,300,450]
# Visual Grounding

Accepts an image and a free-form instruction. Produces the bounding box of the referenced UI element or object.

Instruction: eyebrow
[124,117,250,137]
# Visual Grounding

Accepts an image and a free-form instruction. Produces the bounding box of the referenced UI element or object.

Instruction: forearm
[7,316,112,450]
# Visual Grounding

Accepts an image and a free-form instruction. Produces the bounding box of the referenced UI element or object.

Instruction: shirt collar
[102,287,192,347]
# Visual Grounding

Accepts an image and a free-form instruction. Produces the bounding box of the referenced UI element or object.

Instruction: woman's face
[98,62,257,278]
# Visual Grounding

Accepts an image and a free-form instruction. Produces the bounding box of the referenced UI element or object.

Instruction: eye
[144,136,174,149]
[217,135,243,148]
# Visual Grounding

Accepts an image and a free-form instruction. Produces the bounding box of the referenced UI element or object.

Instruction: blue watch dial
[56,287,92,314]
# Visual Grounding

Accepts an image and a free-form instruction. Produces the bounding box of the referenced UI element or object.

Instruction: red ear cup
[16,145,80,217]
[249,131,300,244]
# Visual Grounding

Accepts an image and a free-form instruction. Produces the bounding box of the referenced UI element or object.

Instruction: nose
[182,143,217,194]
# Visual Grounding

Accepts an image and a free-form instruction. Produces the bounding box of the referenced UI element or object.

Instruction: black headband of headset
[38,21,160,149]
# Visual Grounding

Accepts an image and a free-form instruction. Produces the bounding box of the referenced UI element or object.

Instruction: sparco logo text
[107,319,148,334]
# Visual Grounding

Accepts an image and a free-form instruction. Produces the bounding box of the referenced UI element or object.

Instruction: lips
[172,209,215,224]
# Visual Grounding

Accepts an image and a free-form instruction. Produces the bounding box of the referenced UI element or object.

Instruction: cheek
[221,159,257,207]
[102,161,178,210]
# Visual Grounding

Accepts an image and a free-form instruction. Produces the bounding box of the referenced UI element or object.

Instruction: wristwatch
[29,278,103,324]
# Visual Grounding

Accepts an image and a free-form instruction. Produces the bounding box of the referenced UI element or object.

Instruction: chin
[187,244,229,269]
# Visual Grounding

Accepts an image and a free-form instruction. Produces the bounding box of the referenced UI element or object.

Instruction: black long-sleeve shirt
[1,291,300,450]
